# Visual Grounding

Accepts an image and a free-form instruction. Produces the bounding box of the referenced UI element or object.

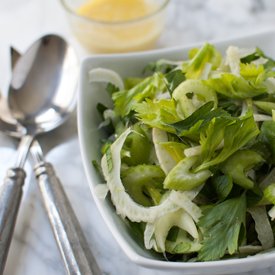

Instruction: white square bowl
[78,29,275,274]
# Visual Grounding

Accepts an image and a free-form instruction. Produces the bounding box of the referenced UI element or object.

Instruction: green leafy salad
[90,42,275,262]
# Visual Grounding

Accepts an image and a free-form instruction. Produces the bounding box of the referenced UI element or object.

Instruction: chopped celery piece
[253,101,275,114]
[183,42,221,79]
[122,124,150,166]
[264,183,275,205]
[146,186,163,206]
[121,165,165,207]
[154,209,199,252]
[220,150,263,189]
[163,156,212,191]
[168,229,202,254]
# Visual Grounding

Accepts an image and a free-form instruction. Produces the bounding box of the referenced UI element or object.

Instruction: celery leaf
[135,98,182,133]
[200,117,233,164]
[164,69,186,96]
[204,73,267,99]
[112,74,165,117]
[197,192,247,261]
[184,42,222,79]
[195,109,260,172]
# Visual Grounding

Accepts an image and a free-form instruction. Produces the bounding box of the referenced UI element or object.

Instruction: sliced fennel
[157,141,188,163]
[152,128,177,175]
[101,128,180,223]
[184,140,224,157]
[151,208,199,252]
[166,229,202,254]
[225,45,240,76]
[172,79,218,117]
[144,186,203,250]
[88,67,124,91]
[94,184,109,201]
[220,150,263,189]
[247,206,274,250]
[268,206,275,221]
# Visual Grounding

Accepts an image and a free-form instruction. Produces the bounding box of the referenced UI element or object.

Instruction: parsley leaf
[197,192,247,261]
[164,69,186,96]
[106,83,119,97]
[240,47,275,70]
[255,47,275,70]
[167,101,231,139]
[200,170,233,204]
[143,60,177,74]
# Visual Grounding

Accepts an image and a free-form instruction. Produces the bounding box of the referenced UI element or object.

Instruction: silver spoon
[0,35,101,274]
[0,34,78,271]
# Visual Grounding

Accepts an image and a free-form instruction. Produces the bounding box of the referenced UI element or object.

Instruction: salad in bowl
[78,31,275,273]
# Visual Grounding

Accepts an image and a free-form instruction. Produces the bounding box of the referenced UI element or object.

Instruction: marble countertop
[1,0,275,274]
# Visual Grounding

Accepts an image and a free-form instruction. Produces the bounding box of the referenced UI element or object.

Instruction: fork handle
[34,162,102,275]
[0,168,26,274]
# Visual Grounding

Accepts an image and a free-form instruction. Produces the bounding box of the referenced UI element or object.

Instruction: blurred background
[1,0,275,90]
[1,0,275,83]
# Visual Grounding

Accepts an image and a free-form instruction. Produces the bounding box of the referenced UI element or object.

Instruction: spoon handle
[31,140,102,275]
[0,168,26,274]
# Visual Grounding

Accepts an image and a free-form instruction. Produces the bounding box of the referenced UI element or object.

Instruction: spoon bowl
[9,34,78,137]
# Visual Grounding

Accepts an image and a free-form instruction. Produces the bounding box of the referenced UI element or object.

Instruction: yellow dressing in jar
[68,0,167,53]
[77,0,155,22]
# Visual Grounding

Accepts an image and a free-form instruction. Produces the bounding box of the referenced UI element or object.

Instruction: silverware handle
[34,162,101,275]
[0,168,26,274]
